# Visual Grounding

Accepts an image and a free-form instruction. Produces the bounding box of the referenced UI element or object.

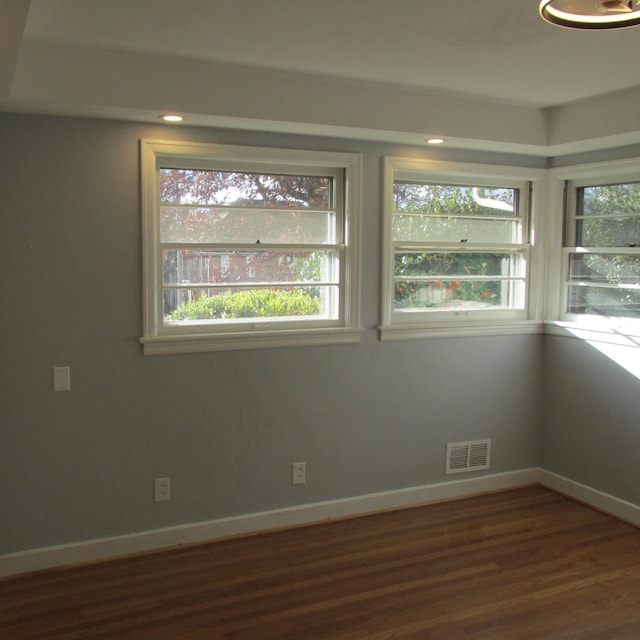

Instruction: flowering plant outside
[394,279,499,309]
[394,251,501,309]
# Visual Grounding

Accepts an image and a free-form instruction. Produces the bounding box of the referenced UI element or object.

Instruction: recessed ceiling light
[161,114,183,123]
[426,137,445,145]
[539,0,640,29]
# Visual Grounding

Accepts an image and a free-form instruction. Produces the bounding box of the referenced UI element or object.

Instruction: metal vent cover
[446,439,491,475]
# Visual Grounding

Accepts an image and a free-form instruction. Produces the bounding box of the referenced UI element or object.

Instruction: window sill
[544,321,640,345]
[141,326,364,355]
[378,320,543,342]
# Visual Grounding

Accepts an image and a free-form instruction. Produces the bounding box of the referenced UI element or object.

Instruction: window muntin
[389,176,529,320]
[564,180,640,322]
[141,141,362,354]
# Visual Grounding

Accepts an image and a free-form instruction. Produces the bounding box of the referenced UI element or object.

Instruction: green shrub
[170,289,321,320]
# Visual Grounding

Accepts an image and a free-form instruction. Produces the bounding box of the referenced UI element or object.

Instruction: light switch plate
[53,366,71,392]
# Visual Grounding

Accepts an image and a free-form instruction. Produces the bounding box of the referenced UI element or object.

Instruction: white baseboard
[0,468,538,578]
[537,469,640,528]
[5,469,637,579]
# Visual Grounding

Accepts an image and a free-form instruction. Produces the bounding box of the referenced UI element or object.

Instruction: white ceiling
[4,0,640,156]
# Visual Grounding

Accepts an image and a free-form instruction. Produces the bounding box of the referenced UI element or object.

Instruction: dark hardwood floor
[2,486,640,639]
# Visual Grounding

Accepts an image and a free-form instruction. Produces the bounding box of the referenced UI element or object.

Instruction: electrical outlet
[154,477,170,502]
[291,462,306,485]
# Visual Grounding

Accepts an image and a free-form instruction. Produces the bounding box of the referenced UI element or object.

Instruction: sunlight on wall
[564,326,640,380]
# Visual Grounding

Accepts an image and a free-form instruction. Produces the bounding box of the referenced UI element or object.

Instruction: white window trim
[140,139,363,355]
[380,157,546,341]
[545,157,640,339]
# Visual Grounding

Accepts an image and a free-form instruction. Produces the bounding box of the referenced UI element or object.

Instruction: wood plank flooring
[2,486,640,639]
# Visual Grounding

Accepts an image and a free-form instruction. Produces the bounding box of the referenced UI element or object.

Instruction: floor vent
[445,439,491,475]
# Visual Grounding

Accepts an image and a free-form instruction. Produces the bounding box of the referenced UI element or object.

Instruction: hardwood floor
[2,486,640,639]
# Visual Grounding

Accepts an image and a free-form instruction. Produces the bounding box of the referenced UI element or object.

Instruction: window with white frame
[559,166,640,328]
[381,158,541,339]
[140,140,362,354]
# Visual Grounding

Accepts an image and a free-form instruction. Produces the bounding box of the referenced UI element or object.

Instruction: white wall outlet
[154,477,170,502]
[291,462,306,485]
[52,366,71,392]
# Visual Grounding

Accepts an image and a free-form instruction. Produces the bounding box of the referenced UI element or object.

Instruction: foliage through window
[382,159,534,337]
[160,169,335,322]
[141,141,362,354]
[564,179,640,322]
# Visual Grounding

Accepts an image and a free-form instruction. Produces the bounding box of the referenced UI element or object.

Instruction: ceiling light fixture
[161,114,183,122]
[426,137,445,145]
[539,0,640,29]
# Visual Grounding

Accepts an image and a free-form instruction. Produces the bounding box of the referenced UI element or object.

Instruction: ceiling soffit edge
[7,40,640,159]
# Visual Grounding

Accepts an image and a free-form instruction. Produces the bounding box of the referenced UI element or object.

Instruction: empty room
[2,1,640,637]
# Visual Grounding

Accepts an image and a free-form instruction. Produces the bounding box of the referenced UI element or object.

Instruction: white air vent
[445,439,491,475]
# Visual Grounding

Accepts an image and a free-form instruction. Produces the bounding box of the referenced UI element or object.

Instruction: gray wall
[2,113,544,555]
[542,335,640,505]
[543,148,640,508]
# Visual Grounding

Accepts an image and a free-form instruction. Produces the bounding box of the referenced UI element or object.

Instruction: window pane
[163,249,337,286]
[576,216,640,247]
[163,286,335,322]
[569,254,640,285]
[579,183,640,217]
[160,207,335,244]
[392,215,519,243]
[394,251,524,279]
[393,182,516,216]
[568,285,640,318]
[160,169,332,208]
[567,180,640,322]
[394,279,524,310]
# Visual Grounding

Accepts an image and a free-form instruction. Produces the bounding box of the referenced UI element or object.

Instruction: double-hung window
[140,140,362,354]
[556,161,640,330]
[381,158,541,340]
